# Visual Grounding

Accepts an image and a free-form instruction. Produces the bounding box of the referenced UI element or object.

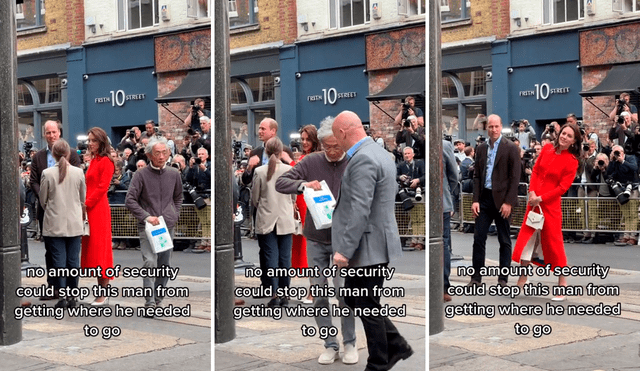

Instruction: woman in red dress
[282,125,320,303]
[81,127,116,305]
[512,123,582,301]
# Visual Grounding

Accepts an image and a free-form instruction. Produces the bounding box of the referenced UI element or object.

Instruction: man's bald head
[258,118,278,142]
[332,111,367,151]
[44,120,61,148]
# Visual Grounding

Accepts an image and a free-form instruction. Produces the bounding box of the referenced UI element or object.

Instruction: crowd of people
[17,98,211,311]
[443,90,640,302]
[233,109,416,370]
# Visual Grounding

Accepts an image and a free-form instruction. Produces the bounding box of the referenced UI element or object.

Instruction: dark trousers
[344,264,409,371]
[257,228,292,293]
[443,212,451,289]
[45,236,81,292]
[472,189,512,283]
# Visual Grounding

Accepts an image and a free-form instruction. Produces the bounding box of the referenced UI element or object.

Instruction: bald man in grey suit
[332,111,412,371]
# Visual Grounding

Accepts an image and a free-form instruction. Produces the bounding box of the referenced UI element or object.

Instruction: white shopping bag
[145,216,174,253]
[303,180,336,230]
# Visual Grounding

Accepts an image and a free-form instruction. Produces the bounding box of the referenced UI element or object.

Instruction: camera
[613,150,621,158]
[401,102,412,120]
[443,134,452,142]
[23,141,34,160]
[522,148,536,169]
[476,135,486,143]
[547,123,555,131]
[184,184,207,210]
[171,162,181,170]
[605,178,632,205]
[187,128,201,136]
[583,143,590,152]
[128,129,135,138]
[617,114,625,125]
[232,140,243,162]
[194,158,202,165]
[403,119,411,128]
[598,160,605,167]
[192,105,201,113]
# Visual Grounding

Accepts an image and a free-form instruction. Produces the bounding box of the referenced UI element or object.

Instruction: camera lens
[614,151,620,156]
[598,160,605,166]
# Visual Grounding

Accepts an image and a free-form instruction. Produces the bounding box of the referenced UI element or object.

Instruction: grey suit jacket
[40,164,86,237]
[332,137,402,267]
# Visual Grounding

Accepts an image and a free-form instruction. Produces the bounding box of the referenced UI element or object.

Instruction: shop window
[117,0,159,31]
[612,0,640,12]
[458,70,486,97]
[229,0,259,28]
[330,0,371,29]
[398,0,426,16]
[230,80,248,104]
[440,0,469,23]
[442,75,458,99]
[187,0,210,18]
[17,0,45,30]
[543,0,583,24]
[246,76,274,102]
[33,77,61,104]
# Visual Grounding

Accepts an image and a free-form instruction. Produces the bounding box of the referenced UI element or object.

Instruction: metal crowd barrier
[458,183,640,233]
[396,201,425,238]
[109,190,211,239]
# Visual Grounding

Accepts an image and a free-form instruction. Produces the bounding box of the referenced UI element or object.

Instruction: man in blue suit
[332,111,413,371]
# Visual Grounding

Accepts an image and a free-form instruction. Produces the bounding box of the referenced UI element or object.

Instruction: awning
[579,63,640,97]
[366,66,425,101]
[155,68,211,104]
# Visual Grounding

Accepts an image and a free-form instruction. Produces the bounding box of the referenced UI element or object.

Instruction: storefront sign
[518,83,570,100]
[307,88,357,105]
[95,90,146,107]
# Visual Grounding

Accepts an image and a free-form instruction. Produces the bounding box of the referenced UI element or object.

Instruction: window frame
[116,0,160,32]
[17,0,46,30]
[228,0,259,28]
[439,0,470,24]
[543,0,584,25]
[187,0,211,18]
[329,0,371,30]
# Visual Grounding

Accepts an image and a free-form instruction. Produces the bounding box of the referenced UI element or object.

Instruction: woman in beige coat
[252,136,295,308]
[40,139,86,309]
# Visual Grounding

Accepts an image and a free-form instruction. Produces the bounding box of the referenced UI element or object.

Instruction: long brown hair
[51,139,71,184]
[87,127,114,164]
[265,136,283,181]
[554,122,582,158]
[300,124,320,153]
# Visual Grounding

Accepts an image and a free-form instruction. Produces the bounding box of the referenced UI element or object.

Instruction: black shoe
[450,254,464,261]
[54,299,68,309]
[582,237,594,244]
[467,280,481,287]
[279,297,289,307]
[387,345,414,370]
[266,297,280,308]
[40,293,59,301]
[498,280,508,287]
[66,297,77,308]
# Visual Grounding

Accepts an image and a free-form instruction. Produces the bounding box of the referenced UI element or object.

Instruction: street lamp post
[429,0,444,335]
[214,0,236,343]
[0,0,23,345]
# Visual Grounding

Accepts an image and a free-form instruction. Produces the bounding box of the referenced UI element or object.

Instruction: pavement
[0,237,212,370]
[214,236,427,370]
[430,230,640,370]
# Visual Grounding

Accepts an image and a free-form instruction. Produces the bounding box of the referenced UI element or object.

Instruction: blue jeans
[443,212,451,290]
[45,236,81,291]
[257,228,292,293]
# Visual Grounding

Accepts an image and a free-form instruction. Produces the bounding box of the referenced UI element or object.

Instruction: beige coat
[251,163,295,235]
[40,164,86,237]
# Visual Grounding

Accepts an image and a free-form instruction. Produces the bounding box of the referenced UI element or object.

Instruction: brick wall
[157,71,192,152]
[368,69,404,150]
[230,0,297,49]
[582,65,615,143]
[442,0,509,44]
[18,0,85,50]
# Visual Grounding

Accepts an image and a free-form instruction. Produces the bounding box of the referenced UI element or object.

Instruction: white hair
[145,136,169,154]
[317,116,335,141]
[199,116,211,123]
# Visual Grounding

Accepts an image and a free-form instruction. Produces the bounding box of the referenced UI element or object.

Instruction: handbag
[525,205,544,230]
[293,208,303,235]
[83,220,90,236]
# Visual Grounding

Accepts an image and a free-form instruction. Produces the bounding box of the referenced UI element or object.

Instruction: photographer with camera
[609,92,638,123]
[139,120,157,141]
[609,111,634,148]
[578,140,599,244]
[396,147,425,249]
[395,115,425,160]
[541,121,560,142]
[118,126,141,151]
[605,144,639,245]
[514,119,536,149]
[394,96,424,127]
[186,147,211,253]
[460,146,475,193]
[184,98,210,133]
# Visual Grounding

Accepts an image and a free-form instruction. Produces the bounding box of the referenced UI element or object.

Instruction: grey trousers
[307,240,356,350]
[139,225,174,306]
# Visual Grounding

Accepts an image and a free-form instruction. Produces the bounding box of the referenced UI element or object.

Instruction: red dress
[290,154,308,269]
[512,144,578,269]
[81,155,115,279]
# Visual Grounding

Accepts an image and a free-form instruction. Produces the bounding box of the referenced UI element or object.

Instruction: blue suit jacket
[332,137,402,267]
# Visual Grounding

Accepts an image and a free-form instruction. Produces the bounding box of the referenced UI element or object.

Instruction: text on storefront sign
[95,90,146,107]
[307,88,357,105]
[519,83,570,100]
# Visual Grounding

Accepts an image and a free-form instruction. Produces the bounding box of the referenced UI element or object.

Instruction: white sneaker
[318,348,338,365]
[342,343,359,364]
